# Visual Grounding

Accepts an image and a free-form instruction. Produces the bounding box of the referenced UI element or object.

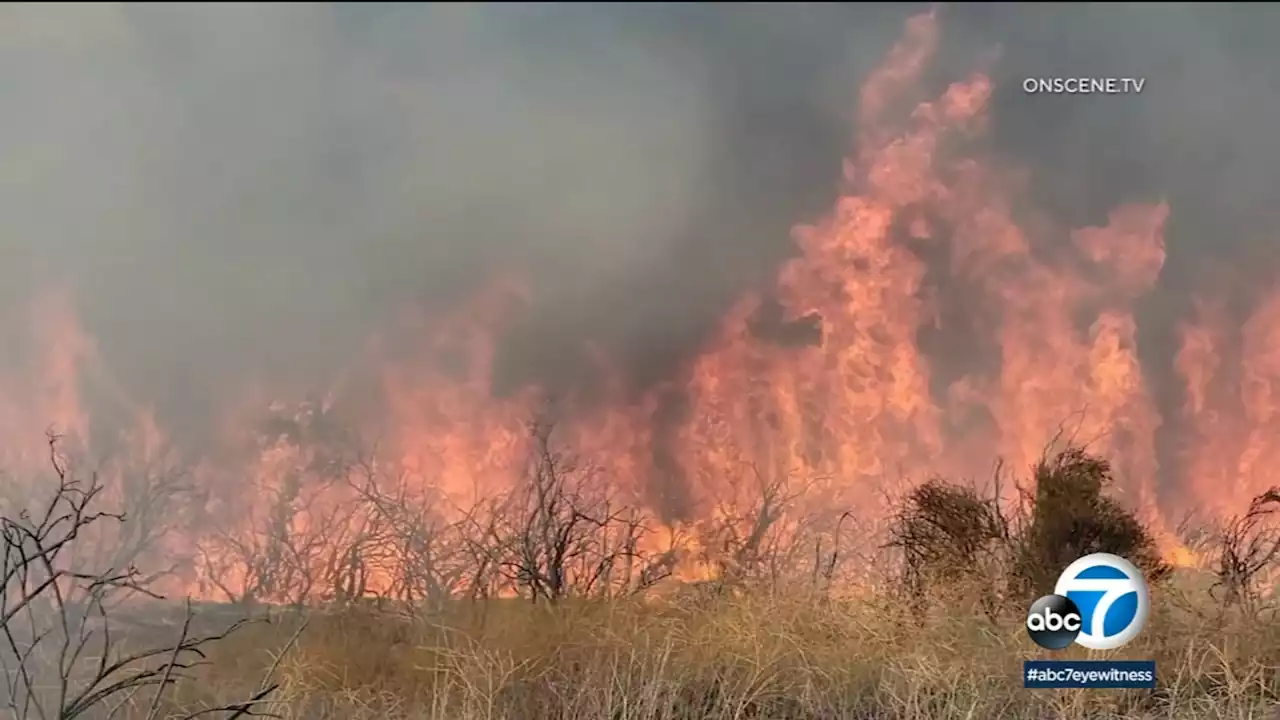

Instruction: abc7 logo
[1026,553,1150,651]
[1026,595,1083,650]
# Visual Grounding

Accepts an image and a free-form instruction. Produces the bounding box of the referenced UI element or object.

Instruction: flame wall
[3,9,1279,591]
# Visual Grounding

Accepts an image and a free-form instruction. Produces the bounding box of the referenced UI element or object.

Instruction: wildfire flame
[1,11,1264,596]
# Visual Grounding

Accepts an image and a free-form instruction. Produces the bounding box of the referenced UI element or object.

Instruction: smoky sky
[3,3,1280,443]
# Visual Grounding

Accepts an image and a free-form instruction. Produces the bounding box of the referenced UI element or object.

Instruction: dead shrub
[889,445,1171,610]
[1015,447,1170,595]
[1212,488,1280,616]
[887,478,1007,605]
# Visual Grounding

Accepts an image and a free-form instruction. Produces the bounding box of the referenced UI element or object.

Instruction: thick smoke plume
[0,4,907,436]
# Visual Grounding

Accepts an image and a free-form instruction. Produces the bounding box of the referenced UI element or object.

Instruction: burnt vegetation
[0,435,284,719]
[887,447,1174,617]
[6,418,1280,719]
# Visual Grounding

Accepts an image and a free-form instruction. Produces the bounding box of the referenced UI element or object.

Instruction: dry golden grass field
[139,574,1278,720]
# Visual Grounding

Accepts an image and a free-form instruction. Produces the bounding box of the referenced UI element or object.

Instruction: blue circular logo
[1053,553,1149,650]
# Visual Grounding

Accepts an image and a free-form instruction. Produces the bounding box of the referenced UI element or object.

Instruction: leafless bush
[459,412,678,605]
[0,424,194,610]
[0,436,279,719]
[346,454,473,610]
[1211,487,1280,615]
[886,472,1010,604]
[89,453,195,594]
[195,436,389,610]
[1015,447,1170,594]
[690,464,824,595]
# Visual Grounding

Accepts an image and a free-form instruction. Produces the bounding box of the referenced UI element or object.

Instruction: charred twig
[1212,488,1280,615]
[0,435,283,719]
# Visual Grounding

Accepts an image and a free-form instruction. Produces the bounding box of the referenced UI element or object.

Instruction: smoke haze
[3,3,1280,453]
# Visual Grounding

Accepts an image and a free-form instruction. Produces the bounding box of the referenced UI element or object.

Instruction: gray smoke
[3,4,1279,449]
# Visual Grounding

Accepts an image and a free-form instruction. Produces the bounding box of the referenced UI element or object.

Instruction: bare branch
[0,436,284,719]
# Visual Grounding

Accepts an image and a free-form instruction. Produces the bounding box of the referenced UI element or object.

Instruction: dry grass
[137,568,1280,720]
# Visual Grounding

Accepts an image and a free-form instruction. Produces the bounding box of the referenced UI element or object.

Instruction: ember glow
[1,11,1267,598]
